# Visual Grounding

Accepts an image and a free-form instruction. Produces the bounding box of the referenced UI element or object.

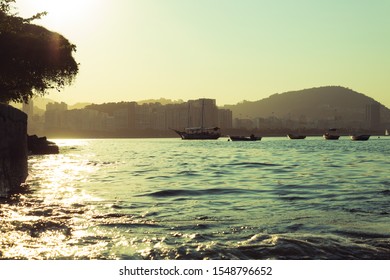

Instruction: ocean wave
[227,162,280,168]
[139,188,261,198]
[136,232,390,260]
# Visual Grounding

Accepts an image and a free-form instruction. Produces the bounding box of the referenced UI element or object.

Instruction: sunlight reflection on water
[1,138,389,259]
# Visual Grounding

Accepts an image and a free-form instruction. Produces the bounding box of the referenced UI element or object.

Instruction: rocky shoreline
[27,135,59,155]
[0,104,28,198]
[1,104,59,198]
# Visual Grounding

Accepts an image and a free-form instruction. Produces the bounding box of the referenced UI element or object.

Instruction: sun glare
[17,0,100,34]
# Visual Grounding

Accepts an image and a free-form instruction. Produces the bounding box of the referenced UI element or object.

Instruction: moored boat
[287,134,306,140]
[323,133,340,140]
[172,127,221,140]
[323,128,340,140]
[351,134,370,141]
[172,99,220,140]
[229,134,261,141]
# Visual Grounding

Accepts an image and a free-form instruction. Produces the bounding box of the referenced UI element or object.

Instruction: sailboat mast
[187,102,190,128]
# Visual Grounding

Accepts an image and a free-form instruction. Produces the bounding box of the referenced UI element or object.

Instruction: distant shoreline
[39,128,387,140]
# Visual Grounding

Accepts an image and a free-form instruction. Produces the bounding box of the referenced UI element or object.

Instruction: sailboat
[172,100,221,140]
[386,129,389,136]
[172,126,221,140]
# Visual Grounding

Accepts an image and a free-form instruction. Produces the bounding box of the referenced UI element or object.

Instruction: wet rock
[27,135,59,155]
[0,104,28,197]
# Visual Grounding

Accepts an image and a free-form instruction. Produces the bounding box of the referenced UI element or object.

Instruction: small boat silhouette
[350,134,370,141]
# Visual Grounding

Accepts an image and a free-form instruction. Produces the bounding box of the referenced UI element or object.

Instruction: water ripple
[2,138,389,260]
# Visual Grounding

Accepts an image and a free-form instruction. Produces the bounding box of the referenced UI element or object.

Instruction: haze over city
[16,0,390,107]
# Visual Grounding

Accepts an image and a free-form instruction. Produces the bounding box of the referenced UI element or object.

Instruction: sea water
[1,137,389,259]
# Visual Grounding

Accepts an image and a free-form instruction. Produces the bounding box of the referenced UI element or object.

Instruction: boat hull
[173,129,220,140]
[323,133,340,140]
[287,134,306,139]
[351,135,370,141]
[229,136,262,141]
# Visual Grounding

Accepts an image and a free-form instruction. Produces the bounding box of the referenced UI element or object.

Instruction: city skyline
[15,0,390,108]
[23,93,388,138]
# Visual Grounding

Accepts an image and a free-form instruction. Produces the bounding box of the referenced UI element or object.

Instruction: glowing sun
[17,0,100,32]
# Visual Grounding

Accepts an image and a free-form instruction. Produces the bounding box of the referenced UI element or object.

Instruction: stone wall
[0,104,28,198]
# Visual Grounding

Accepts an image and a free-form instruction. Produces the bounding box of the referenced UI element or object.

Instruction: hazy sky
[15,0,390,107]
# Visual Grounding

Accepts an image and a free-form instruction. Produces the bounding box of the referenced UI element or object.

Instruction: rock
[0,104,28,197]
[27,135,59,155]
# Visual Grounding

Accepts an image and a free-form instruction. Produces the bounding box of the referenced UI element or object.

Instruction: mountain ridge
[223,86,390,124]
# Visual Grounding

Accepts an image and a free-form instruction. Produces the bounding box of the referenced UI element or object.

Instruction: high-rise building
[113,108,129,130]
[187,98,218,128]
[165,103,188,130]
[218,109,232,129]
[45,102,68,129]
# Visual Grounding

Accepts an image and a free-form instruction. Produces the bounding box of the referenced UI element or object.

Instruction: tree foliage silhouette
[0,0,78,103]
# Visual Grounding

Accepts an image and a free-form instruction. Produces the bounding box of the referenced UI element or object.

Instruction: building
[218,109,233,129]
[40,98,232,136]
[113,108,129,130]
[234,118,255,129]
[187,98,218,128]
[45,102,68,130]
[65,109,110,131]
[165,103,189,130]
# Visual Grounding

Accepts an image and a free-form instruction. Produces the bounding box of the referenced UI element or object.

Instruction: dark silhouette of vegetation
[0,0,78,103]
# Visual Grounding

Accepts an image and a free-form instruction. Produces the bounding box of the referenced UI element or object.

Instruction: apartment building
[43,99,232,134]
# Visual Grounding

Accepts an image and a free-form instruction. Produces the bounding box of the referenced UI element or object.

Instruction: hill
[223,86,390,124]
[137,98,184,105]
[68,102,92,110]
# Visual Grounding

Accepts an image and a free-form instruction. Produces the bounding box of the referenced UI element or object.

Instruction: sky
[15,0,390,107]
